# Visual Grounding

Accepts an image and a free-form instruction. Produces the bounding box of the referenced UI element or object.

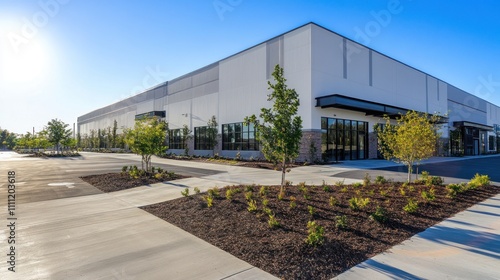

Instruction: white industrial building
[77,23,500,161]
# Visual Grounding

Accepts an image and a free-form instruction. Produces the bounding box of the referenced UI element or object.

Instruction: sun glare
[2,41,51,84]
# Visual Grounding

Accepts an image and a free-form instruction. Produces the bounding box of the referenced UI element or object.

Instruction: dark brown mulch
[80,172,186,192]
[141,182,500,279]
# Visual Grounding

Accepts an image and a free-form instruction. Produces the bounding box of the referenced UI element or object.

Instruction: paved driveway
[0,152,276,280]
[334,155,500,184]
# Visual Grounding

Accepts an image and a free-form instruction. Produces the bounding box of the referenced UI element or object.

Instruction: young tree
[245,64,303,196]
[46,119,72,154]
[112,119,118,148]
[123,117,167,172]
[181,124,192,156]
[376,110,442,182]
[89,129,97,148]
[207,115,218,155]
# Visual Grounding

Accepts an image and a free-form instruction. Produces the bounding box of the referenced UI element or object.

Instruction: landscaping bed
[141,177,499,279]
[159,154,301,170]
[80,171,186,192]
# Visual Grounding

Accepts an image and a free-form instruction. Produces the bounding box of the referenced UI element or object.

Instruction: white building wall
[283,24,312,130]
[218,44,268,125]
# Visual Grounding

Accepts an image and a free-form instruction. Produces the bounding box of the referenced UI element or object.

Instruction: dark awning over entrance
[315,94,409,118]
[453,121,493,131]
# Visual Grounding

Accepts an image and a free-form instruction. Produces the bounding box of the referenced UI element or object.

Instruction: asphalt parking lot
[335,156,500,184]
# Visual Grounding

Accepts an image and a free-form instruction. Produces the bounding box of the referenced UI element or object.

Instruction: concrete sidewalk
[0,188,278,280]
[335,193,500,279]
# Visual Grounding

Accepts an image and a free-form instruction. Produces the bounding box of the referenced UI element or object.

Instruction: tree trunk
[280,156,286,196]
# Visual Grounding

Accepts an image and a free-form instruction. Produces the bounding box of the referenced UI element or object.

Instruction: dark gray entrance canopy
[315,94,409,118]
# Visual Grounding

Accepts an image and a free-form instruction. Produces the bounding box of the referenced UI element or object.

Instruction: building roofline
[79,22,500,120]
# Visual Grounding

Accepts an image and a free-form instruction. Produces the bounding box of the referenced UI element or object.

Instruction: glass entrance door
[321,117,368,161]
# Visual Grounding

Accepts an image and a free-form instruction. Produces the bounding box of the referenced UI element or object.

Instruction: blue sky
[1,0,500,134]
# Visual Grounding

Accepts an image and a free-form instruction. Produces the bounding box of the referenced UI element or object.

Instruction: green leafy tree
[124,117,167,172]
[376,111,441,182]
[0,128,17,150]
[245,64,303,196]
[207,115,218,155]
[46,119,72,154]
[15,132,33,150]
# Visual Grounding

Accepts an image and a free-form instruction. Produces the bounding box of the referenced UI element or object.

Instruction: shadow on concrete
[356,259,425,280]
[466,209,500,217]
[420,225,500,259]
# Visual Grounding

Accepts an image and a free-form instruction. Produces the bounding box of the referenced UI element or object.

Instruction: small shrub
[427,176,444,186]
[370,206,388,223]
[245,185,254,192]
[121,166,128,173]
[403,198,418,213]
[375,175,387,185]
[399,187,406,196]
[329,196,337,207]
[262,198,269,207]
[446,182,467,198]
[156,167,164,173]
[305,221,325,246]
[247,200,258,212]
[349,197,370,211]
[299,182,308,194]
[208,187,220,198]
[363,173,371,187]
[379,189,388,197]
[322,180,331,192]
[368,189,375,196]
[154,173,163,180]
[245,191,253,201]
[277,192,284,201]
[268,214,280,228]
[181,188,189,197]
[469,173,490,188]
[334,179,345,187]
[421,170,429,180]
[340,186,348,193]
[307,205,315,216]
[335,215,348,229]
[263,207,273,216]
[129,165,140,179]
[289,196,297,209]
[259,186,268,197]
[421,187,435,202]
[194,187,201,194]
[203,195,214,208]
[226,189,234,201]
[352,182,363,188]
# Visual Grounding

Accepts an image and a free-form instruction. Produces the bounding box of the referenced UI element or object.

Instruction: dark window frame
[168,129,184,150]
[222,122,258,151]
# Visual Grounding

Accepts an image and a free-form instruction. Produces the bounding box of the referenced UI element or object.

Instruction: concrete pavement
[1,151,499,279]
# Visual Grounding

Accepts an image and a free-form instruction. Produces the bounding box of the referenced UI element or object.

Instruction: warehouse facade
[77,23,500,161]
